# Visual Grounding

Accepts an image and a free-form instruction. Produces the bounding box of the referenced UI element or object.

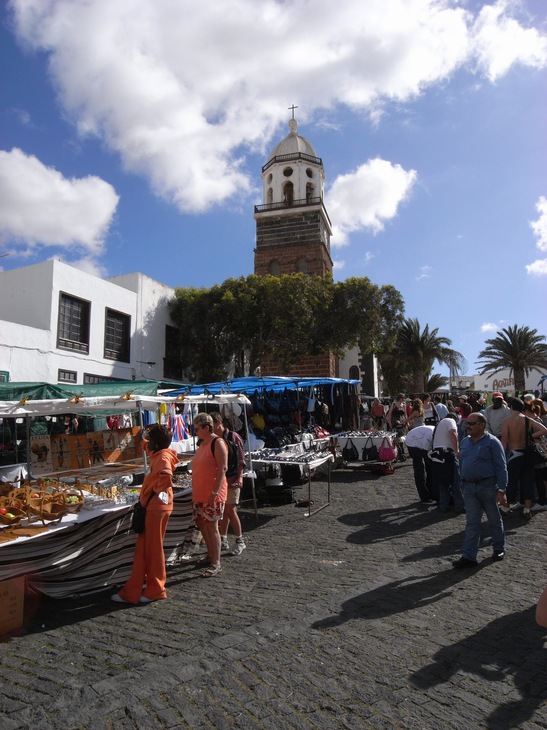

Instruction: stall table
[0,488,192,598]
[250,446,333,516]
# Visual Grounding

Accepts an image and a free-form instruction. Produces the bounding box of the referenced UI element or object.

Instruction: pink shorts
[192,500,225,522]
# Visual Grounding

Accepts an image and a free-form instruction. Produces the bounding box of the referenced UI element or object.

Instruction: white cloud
[470,1,547,81]
[327,159,417,245]
[526,258,547,276]
[333,259,345,271]
[481,322,498,333]
[7,0,545,214]
[0,148,119,258]
[416,265,432,280]
[363,252,375,265]
[526,195,547,276]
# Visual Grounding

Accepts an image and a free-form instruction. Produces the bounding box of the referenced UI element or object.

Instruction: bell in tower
[254,111,333,278]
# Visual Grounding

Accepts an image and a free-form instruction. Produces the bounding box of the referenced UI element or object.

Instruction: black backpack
[211,432,240,478]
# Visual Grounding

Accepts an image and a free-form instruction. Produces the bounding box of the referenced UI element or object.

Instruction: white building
[472,368,545,396]
[0,260,180,385]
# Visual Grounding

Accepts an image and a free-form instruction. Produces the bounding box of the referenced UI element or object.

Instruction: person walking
[484,391,510,439]
[453,412,508,568]
[210,411,247,556]
[191,412,228,577]
[112,424,177,604]
[431,413,464,514]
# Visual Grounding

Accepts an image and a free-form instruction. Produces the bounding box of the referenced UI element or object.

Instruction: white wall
[0,261,177,384]
[472,368,545,394]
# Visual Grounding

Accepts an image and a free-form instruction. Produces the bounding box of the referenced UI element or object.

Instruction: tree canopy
[477,325,547,392]
[378,317,463,395]
[168,274,405,382]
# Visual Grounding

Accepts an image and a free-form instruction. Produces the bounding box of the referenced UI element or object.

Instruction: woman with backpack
[211,411,247,557]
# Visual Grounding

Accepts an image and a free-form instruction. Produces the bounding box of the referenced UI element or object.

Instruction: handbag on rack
[362,436,379,462]
[131,491,155,534]
[342,438,359,462]
[378,436,397,462]
[525,418,547,466]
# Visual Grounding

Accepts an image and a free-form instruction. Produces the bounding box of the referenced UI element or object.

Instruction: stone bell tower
[254,111,337,376]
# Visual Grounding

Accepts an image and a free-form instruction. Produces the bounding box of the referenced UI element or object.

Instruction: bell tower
[254,112,333,277]
[254,111,337,377]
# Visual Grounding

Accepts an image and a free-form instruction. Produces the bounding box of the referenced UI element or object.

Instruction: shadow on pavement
[409,605,547,730]
[312,569,481,630]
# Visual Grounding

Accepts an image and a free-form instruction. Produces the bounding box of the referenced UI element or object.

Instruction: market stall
[334,430,400,473]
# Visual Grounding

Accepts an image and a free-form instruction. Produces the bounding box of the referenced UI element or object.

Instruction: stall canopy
[0,380,162,402]
[164,376,360,396]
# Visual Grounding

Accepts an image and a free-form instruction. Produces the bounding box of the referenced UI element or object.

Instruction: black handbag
[131,491,155,534]
[362,436,379,462]
[525,417,547,466]
[342,438,359,462]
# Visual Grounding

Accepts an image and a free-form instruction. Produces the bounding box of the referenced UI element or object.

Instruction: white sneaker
[231,539,246,556]
[509,502,523,510]
[221,537,230,551]
[531,503,547,512]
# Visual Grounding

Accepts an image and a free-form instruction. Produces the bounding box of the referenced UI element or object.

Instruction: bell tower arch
[254,114,333,278]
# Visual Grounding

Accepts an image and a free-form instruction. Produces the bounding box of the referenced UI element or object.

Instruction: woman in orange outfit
[112,424,178,604]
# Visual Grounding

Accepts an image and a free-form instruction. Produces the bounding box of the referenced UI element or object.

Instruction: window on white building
[57,293,90,354]
[58,369,77,383]
[104,309,131,362]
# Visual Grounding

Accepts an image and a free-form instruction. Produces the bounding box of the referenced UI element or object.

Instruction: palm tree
[476,325,547,393]
[390,318,463,395]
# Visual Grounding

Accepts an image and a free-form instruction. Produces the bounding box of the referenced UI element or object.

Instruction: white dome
[267,119,318,161]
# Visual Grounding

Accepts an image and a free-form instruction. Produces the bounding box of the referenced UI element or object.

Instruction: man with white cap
[484,392,510,440]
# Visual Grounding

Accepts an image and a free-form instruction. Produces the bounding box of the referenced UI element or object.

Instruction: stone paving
[1,461,546,729]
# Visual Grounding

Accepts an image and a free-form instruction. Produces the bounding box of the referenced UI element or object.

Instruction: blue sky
[1,0,546,378]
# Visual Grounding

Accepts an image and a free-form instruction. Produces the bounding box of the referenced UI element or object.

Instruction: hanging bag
[378,436,397,462]
[131,490,155,534]
[524,417,547,466]
[342,438,359,462]
[362,436,379,462]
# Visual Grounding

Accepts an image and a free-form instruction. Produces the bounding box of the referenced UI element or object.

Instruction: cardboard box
[0,576,25,634]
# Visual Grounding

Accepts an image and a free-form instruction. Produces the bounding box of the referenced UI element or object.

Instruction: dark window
[58,369,77,383]
[268,260,281,276]
[57,294,90,353]
[104,309,130,362]
[84,373,123,384]
[164,325,182,380]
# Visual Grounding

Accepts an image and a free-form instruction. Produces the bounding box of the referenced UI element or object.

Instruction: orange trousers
[118,509,171,604]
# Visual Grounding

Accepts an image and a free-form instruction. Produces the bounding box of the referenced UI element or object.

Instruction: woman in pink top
[191,412,228,577]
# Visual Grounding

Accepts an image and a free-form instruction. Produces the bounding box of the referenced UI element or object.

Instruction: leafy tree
[169,274,405,381]
[476,325,547,393]
[380,318,463,395]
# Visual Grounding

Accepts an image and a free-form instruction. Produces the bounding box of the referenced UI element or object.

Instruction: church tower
[254,113,337,377]
[254,114,333,277]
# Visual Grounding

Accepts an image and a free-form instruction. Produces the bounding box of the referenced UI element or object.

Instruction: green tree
[476,325,547,393]
[169,274,405,381]
[380,318,463,395]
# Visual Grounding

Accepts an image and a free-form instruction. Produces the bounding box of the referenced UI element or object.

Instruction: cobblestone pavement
[1,462,546,729]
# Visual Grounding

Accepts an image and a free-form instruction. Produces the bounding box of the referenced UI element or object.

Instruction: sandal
[201,564,221,578]
[196,555,211,567]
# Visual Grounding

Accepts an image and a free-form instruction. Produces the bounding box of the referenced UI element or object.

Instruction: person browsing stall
[191,412,228,577]
[112,424,177,604]
[210,411,247,556]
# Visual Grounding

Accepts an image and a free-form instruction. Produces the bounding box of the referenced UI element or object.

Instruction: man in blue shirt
[453,411,508,568]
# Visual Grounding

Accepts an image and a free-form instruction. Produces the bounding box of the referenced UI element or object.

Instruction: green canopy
[0,380,160,402]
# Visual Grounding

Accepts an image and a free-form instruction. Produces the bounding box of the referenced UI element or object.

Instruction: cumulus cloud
[416,265,432,280]
[526,195,547,276]
[481,322,498,333]
[470,1,547,81]
[7,0,545,216]
[0,148,119,257]
[326,160,417,245]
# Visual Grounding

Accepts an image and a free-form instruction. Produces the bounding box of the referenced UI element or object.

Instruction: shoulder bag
[362,436,379,462]
[378,436,397,462]
[342,438,359,462]
[131,490,156,534]
[524,417,547,466]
